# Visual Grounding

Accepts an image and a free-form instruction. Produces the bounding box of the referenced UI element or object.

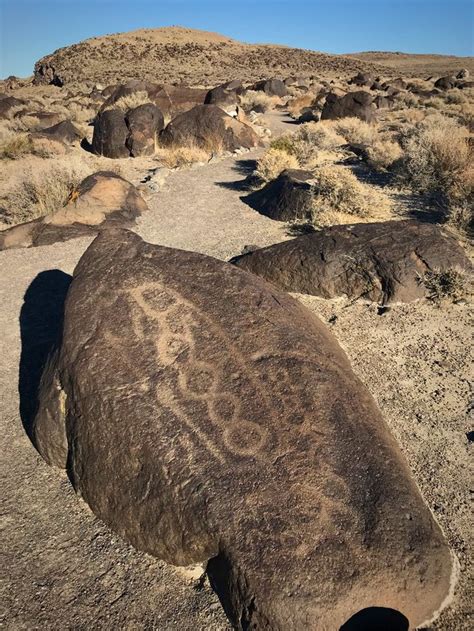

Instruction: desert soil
[0,113,472,630]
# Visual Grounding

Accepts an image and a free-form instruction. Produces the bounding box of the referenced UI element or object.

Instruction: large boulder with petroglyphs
[31,229,454,630]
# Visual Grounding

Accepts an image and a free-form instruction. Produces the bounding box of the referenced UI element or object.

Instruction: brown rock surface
[125,103,165,156]
[160,104,262,151]
[0,172,147,250]
[321,90,375,122]
[232,221,471,305]
[31,228,454,630]
[243,168,315,222]
[92,109,130,158]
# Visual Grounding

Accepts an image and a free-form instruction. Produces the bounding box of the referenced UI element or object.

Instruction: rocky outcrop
[232,220,471,304]
[349,72,374,87]
[31,228,454,630]
[31,120,82,144]
[101,80,207,118]
[251,78,288,97]
[0,96,26,118]
[204,80,243,114]
[92,110,130,158]
[92,104,165,158]
[0,172,147,250]
[160,104,262,151]
[321,91,375,122]
[125,103,164,157]
[243,169,315,222]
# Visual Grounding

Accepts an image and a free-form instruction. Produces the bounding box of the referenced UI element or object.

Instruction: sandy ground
[0,114,472,629]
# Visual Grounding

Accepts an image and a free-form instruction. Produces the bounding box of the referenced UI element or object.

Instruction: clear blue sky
[0,0,473,78]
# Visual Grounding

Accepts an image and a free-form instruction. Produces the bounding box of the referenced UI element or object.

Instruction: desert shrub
[270,123,345,168]
[310,164,393,225]
[0,132,34,159]
[270,135,298,155]
[1,164,90,225]
[366,138,403,171]
[239,90,279,113]
[255,148,299,181]
[397,114,472,207]
[105,91,151,112]
[155,145,210,168]
[333,117,378,146]
[445,91,467,105]
[425,97,445,110]
[423,269,468,303]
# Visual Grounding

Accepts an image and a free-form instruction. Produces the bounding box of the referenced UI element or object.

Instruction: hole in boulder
[340,607,409,631]
[466,430,474,443]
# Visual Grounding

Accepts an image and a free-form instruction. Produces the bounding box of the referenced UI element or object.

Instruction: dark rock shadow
[216,158,260,192]
[19,270,72,440]
[339,607,409,630]
[80,137,94,153]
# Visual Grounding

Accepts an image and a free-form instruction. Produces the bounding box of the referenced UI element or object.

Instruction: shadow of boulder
[19,270,72,440]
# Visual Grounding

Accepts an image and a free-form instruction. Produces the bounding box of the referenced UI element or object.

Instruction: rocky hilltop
[33,26,395,87]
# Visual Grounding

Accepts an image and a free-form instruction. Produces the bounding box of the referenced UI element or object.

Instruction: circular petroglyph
[184,363,216,396]
[209,395,239,422]
[162,336,190,363]
[223,420,268,457]
[142,288,176,312]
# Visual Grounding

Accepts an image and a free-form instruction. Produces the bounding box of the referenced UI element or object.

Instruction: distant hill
[346,51,474,77]
[33,26,398,87]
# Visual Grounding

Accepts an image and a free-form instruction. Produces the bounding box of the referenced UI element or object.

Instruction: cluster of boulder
[91,80,262,158]
[30,228,456,629]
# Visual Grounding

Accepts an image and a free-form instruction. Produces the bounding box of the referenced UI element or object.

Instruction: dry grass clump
[155,144,210,168]
[270,122,345,168]
[398,114,472,205]
[239,90,279,113]
[104,91,151,112]
[423,269,468,304]
[0,164,90,226]
[333,117,378,146]
[255,148,299,181]
[0,131,34,160]
[366,138,403,171]
[310,164,393,225]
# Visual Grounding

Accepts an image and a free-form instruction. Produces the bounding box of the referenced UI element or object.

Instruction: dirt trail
[0,113,472,630]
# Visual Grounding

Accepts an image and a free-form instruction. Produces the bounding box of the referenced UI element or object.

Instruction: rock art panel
[32,229,455,629]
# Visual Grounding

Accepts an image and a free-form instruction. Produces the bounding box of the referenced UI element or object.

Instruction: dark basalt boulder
[321,91,375,122]
[382,78,407,91]
[14,110,64,130]
[160,104,261,151]
[125,103,164,157]
[434,75,457,90]
[31,120,82,145]
[373,95,395,109]
[205,80,244,113]
[31,228,454,630]
[92,109,130,158]
[349,72,374,87]
[232,220,471,304]
[101,80,207,118]
[0,172,147,250]
[0,96,26,118]
[251,78,288,97]
[243,169,315,222]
